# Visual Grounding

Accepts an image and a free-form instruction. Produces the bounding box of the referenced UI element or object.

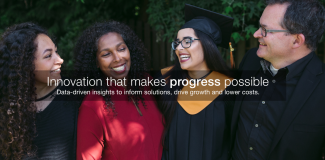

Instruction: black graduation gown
[162,94,232,160]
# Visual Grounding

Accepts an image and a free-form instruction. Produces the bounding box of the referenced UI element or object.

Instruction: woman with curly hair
[75,21,164,160]
[0,22,80,160]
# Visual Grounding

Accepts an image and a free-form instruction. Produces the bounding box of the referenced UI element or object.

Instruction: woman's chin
[180,65,190,70]
[109,73,128,80]
[48,75,61,81]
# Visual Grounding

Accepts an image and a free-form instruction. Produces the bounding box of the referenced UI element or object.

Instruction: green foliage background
[0,0,139,68]
[1,0,325,68]
[147,0,325,43]
[147,0,264,43]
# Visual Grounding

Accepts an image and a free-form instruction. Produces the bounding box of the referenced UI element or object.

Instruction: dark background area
[1,0,324,70]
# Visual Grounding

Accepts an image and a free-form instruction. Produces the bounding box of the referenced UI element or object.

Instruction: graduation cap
[181,4,234,49]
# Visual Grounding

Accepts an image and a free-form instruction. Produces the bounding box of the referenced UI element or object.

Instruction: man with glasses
[231,0,325,160]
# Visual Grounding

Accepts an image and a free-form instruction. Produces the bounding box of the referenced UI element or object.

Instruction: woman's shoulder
[80,92,105,111]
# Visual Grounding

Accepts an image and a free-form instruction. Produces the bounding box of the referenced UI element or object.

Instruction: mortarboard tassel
[229,42,235,69]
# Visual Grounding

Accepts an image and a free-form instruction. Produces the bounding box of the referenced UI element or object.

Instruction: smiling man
[230,0,325,160]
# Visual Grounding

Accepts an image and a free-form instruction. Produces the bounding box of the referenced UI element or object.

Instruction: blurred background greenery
[1,0,324,70]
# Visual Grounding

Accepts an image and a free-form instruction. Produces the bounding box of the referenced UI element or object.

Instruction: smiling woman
[96,32,131,80]
[0,22,81,160]
[74,21,164,160]
[33,34,63,88]
[158,4,236,160]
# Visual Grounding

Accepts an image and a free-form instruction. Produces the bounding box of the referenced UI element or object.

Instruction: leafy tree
[0,0,140,68]
[147,0,265,44]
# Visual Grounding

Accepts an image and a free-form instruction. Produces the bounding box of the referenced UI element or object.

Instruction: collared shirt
[270,64,279,75]
[232,53,313,160]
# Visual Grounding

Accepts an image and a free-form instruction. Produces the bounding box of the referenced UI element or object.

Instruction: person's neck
[188,70,210,79]
[271,49,312,69]
[107,77,128,88]
[35,82,57,99]
[270,61,292,69]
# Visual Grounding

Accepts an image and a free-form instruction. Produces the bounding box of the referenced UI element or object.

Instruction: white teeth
[52,69,60,72]
[112,64,125,72]
[180,55,190,58]
[180,55,190,60]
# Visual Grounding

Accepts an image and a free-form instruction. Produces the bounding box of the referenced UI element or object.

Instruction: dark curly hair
[74,20,149,115]
[0,22,50,159]
[265,0,325,51]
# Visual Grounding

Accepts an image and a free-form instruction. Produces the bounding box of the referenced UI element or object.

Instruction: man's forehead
[260,3,288,28]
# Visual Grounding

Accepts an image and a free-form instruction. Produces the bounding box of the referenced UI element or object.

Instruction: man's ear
[292,33,305,49]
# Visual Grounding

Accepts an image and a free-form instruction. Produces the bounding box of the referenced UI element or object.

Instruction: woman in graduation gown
[75,21,164,160]
[159,4,236,160]
[0,22,80,159]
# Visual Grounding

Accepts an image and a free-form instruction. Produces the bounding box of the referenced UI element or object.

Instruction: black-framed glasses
[171,37,200,50]
[259,24,289,37]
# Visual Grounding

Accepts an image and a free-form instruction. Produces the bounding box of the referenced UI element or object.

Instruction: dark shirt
[24,84,82,160]
[232,53,313,160]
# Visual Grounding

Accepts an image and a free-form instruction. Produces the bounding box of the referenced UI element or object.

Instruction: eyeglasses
[259,24,289,37]
[171,37,200,50]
